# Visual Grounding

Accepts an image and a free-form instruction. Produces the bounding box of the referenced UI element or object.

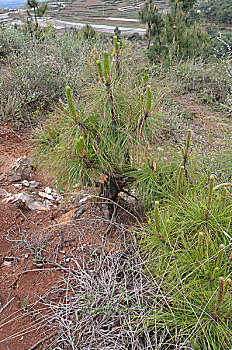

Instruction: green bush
[0,27,90,124]
[0,25,31,58]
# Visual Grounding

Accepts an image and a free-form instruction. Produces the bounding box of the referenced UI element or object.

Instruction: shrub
[199,0,232,25]
[0,27,90,124]
[0,25,31,58]
[79,23,97,41]
[42,246,166,349]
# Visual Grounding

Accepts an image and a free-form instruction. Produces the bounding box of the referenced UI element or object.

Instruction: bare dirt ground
[0,122,135,349]
[0,96,231,349]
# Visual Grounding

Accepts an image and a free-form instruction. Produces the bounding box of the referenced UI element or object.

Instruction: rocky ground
[0,122,135,349]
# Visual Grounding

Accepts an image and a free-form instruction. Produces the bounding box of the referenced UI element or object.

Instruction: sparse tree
[169,0,197,12]
[26,0,47,31]
[139,0,163,49]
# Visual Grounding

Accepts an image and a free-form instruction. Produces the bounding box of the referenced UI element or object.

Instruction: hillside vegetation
[0,0,232,348]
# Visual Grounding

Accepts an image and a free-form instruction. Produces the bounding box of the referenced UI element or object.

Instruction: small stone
[4,256,14,261]
[2,195,15,203]
[22,180,30,187]
[29,181,39,188]
[79,195,92,205]
[38,191,54,201]
[56,195,62,202]
[51,189,58,196]
[44,187,52,194]
[0,156,33,183]
[12,192,51,211]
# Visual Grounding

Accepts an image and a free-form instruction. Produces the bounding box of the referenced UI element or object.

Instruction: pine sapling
[146,85,152,113]
[97,50,116,123]
[211,267,219,281]
[143,67,149,86]
[137,86,152,132]
[113,36,120,78]
[75,136,85,158]
[224,278,231,297]
[103,50,110,84]
[96,60,104,83]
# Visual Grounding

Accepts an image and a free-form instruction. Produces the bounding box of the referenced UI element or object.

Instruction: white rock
[51,189,58,196]
[79,195,92,204]
[11,192,51,210]
[0,156,33,183]
[22,180,30,187]
[14,183,23,190]
[44,186,52,194]
[29,181,39,188]
[2,195,15,203]
[157,147,164,152]
[56,195,62,202]
[38,191,54,201]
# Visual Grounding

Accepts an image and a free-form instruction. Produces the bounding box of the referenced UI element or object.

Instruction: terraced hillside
[49,0,169,28]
